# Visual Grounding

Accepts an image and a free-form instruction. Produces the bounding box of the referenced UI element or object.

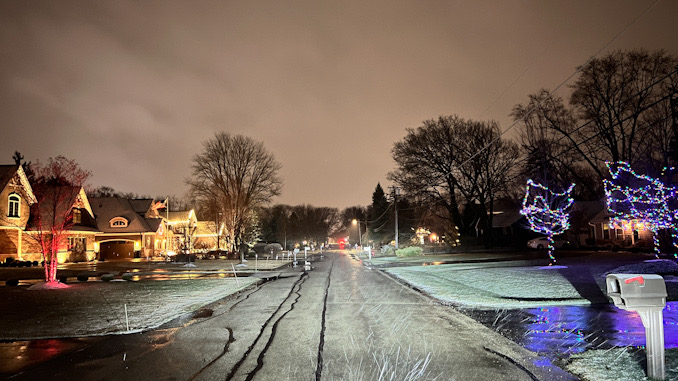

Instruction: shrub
[381,245,396,256]
[264,243,283,254]
[5,257,14,264]
[121,272,134,281]
[58,275,68,283]
[101,273,115,282]
[33,261,39,266]
[77,273,89,282]
[395,246,423,258]
[6,279,19,286]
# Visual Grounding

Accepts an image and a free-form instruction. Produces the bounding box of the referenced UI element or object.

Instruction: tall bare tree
[389,115,519,240]
[568,49,678,178]
[188,132,282,261]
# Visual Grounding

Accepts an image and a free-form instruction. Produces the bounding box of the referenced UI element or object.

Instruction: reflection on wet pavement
[0,338,96,374]
[463,302,678,363]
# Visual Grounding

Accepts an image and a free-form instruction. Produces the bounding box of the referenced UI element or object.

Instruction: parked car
[527,237,570,249]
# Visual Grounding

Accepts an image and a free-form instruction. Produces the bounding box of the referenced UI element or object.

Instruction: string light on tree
[604,161,678,258]
[520,179,575,265]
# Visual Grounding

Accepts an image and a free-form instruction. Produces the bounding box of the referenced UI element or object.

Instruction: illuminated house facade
[25,186,99,263]
[89,197,172,260]
[0,165,37,262]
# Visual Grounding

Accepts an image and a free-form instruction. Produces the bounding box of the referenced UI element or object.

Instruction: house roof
[89,197,163,233]
[27,186,97,232]
[167,210,195,223]
[491,209,523,228]
[0,165,37,204]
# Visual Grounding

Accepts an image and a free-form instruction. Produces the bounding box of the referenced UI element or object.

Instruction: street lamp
[352,219,362,247]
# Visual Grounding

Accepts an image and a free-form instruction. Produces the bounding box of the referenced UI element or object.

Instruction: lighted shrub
[101,273,114,282]
[395,246,423,258]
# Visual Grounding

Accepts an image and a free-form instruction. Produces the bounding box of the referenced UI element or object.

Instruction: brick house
[0,165,37,262]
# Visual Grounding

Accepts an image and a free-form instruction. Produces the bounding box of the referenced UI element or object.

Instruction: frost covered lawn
[0,278,258,340]
[386,263,592,308]
[381,253,678,309]
[567,347,678,381]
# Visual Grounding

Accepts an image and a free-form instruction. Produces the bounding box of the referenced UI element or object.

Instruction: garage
[99,241,135,260]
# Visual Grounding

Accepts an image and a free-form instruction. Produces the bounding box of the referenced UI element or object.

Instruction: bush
[381,245,396,256]
[6,279,19,286]
[32,261,39,266]
[101,273,115,282]
[121,272,134,281]
[264,243,283,254]
[77,273,89,282]
[5,257,14,264]
[395,246,423,258]
[58,275,68,283]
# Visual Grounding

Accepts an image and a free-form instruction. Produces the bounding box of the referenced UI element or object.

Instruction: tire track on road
[225,272,309,381]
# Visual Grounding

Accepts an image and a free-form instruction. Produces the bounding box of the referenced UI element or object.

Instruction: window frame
[7,193,20,218]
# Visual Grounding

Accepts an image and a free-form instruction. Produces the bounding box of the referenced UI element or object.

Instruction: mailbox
[606,273,667,380]
[606,273,666,310]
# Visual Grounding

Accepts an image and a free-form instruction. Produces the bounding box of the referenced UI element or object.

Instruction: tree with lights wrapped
[520,179,575,265]
[604,161,677,258]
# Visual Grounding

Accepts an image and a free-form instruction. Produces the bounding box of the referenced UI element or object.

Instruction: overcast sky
[1,0,677,210]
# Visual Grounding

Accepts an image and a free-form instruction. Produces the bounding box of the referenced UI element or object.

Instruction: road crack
[315,257,334,380]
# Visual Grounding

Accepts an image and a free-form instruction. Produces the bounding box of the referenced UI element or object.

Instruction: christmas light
[604,161,678,258]
[521,179,575,265]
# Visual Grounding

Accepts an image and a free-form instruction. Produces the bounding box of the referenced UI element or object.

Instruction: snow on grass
[0,277,259,340]
[566,347,678,381]
[606,259,678,277]
[386,264,590,309]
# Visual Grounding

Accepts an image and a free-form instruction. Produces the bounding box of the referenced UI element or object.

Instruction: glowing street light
[352,219,362,247]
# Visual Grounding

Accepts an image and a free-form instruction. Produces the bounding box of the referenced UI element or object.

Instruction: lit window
[72,209,82,224]
[8,194,20,218]
[110,217,128,228]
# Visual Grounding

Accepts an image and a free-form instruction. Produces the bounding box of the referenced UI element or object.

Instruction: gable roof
[89,197,164,233]
[27,185,96,232]
[0,165,37,204]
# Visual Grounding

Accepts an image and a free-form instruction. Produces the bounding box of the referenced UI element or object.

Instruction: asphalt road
[6,251,576,380]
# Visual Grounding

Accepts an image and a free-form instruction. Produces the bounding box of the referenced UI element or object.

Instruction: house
[0,165,37,262]
[588,207,654,247]
[89,197,173,260]
[20,184,100,263]
[165,210,198,252]
[193,221,226,251]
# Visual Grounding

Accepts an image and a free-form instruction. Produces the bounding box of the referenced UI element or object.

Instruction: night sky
[1,0,677,209]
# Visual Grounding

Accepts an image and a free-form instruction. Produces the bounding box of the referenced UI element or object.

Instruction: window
[72,209,82,224]
[8,194,20,218]
[110,217,128,228]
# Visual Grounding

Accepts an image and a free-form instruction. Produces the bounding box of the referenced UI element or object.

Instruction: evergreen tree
[368,183,391,245]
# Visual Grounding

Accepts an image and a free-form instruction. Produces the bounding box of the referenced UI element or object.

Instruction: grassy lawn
[385,263,593,308]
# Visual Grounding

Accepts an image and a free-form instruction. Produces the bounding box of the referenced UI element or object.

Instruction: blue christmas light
[521,179,575,264]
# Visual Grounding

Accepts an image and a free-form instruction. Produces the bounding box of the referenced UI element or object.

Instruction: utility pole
[389,186,400,249]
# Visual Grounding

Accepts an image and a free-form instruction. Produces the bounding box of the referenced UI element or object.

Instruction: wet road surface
[1,251,573,380]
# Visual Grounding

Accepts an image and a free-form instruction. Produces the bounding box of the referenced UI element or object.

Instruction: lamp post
[352,219,362,247]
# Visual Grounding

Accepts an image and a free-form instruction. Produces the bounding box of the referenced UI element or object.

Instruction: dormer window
[72,209,82,224]
[8,194,20,218]
[110,217,128,228]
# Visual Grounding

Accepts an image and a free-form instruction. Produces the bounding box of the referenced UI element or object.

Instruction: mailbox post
[606,274,667,380]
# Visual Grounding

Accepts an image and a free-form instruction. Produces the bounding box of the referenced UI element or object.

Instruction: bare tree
[389,115,519,240]
[188,132,282,262]
[29,156,91,285]
[568,49,678,177]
